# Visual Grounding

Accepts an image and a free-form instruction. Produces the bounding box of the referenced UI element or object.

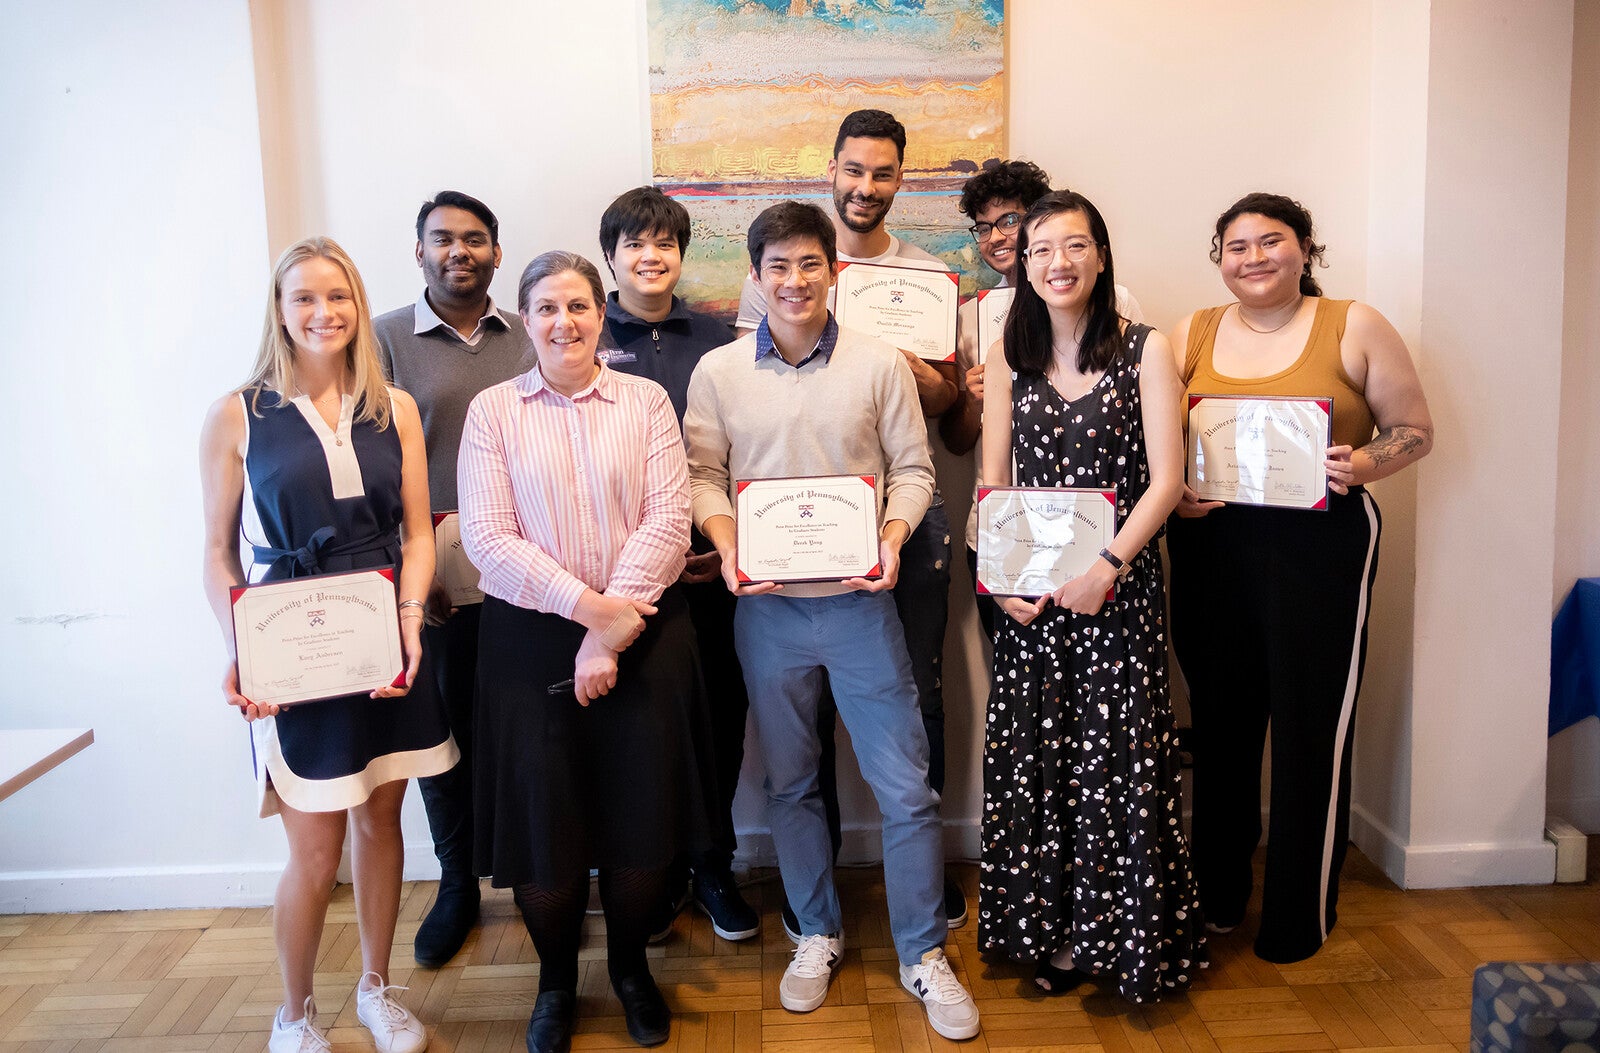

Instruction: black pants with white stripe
[1167,488,1380,964]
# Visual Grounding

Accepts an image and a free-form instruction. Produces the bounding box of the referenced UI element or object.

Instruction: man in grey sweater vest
[683,202,980,1042]
[374,191,530,968]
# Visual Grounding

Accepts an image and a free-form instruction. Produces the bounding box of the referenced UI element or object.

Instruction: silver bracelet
[398,599,425,612]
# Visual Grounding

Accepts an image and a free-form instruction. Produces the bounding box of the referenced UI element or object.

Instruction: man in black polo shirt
[596,186,759,943]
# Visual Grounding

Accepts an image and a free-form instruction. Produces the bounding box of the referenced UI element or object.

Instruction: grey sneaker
[779,933,842,1012]
[269,996,331,1053]
[355,972,428,1053]
[900,948,980,1041]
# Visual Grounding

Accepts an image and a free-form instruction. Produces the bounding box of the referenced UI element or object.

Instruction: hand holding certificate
[735,475,881,585]
[833,261,960,362]
[230,568,406,707]
[976,486,1117,599]
[1186,395,1334,510]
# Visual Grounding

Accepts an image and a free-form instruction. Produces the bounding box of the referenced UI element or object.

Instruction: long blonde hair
[241,236,391,429]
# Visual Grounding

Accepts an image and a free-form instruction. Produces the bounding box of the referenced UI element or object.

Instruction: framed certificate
[736,475,881,584]
[432,511,484,606]
[230,568,405,706]
[833,261,960,363]
[975,486,1117,599]
[974,286,1014,366]
[1187,394,1334,510]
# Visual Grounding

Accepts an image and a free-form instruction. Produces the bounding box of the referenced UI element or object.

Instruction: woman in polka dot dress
[978,191,1205,1004]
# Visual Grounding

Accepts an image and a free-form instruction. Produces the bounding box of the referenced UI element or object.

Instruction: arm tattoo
[1361,425,1429,469]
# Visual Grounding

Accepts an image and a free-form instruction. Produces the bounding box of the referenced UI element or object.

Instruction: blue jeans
[735,591,946,965]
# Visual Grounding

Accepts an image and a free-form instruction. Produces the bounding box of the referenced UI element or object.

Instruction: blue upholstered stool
[1471,962,1600,1052]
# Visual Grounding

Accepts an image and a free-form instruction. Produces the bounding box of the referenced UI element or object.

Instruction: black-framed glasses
[969,211,1023,242]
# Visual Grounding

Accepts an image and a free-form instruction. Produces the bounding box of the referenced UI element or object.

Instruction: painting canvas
[646,0,1007,317]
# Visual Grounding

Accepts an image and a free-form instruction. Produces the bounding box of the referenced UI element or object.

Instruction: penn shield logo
[799,504,814,518]
[306,609,326,627]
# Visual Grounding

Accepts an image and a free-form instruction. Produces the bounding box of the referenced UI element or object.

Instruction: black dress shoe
[414,872,481,967]
[525,990,575,1053]
[612,973,671,1047]
[943,876,968,929]
[692,869,760,941]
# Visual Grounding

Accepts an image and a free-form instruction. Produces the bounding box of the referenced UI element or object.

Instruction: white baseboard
[1,825,985,915]
[0,840,450,915]
[733,818,981,871]
[1350,805,1557,888]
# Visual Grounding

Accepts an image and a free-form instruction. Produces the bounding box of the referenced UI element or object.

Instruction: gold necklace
[1237,297,1303,335]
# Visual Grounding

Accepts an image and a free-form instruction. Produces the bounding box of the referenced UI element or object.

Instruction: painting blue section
[674,0,1001,30]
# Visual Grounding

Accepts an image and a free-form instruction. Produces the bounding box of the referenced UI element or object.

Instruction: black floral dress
[978,323,1205,1004]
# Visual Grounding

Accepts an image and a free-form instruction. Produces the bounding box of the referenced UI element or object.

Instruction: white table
[0,728,94,803]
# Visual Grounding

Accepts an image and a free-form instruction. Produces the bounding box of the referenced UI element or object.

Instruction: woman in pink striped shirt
[457,251,715,1052]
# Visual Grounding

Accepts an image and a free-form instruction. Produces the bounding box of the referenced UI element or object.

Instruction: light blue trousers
[734,590,945,965]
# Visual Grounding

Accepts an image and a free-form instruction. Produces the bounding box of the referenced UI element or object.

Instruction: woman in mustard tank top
[1165,193,1433,964]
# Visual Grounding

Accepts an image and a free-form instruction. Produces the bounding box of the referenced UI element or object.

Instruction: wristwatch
[1098,548,1133,581]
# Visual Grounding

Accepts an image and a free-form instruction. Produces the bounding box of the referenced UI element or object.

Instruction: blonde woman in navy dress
[201,237,455,1053]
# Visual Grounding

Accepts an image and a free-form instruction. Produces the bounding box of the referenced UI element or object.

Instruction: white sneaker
[355,972,428,1053]
[779,933,842,1012]
[900,948,980,1041]
[269,996,331,1053]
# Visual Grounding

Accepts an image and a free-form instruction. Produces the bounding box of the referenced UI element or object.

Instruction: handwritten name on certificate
[1187,395,1334,510]
[833,261,959,362]
[230,568,404,706]
[432,511,485,606]
[974,286,1014,366]
[736,475,881,584]
[975,486,1116,599]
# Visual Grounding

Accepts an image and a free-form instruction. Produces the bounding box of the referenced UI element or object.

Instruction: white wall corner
[1353,803,1556,888]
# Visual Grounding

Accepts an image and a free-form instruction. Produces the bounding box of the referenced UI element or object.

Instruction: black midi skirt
[472,586,717,887]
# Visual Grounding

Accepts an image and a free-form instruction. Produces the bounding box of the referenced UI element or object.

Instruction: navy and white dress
[239,388,457,817]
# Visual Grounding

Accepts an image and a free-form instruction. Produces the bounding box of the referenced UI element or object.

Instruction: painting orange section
[652,75,1006,183]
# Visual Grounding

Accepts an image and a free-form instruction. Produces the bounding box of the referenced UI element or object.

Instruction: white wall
[0,1,285,908]
[1547,0,1600,831]
[1382,0,1572,887]
[2,0,1591,910]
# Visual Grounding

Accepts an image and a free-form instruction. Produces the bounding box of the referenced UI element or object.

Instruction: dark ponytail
[1209,192,1326,297]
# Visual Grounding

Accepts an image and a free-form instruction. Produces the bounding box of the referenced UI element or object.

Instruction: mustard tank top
[1183,298,1376,451]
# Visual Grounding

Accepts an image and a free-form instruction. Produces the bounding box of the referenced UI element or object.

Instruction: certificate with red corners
[833,261,960,362]
[432,511,485,606]
[1187,395,1334,510]
[975,486,1117,600]
[230,568,404,706]
[736,475,881,584]
[974,286,1014,366]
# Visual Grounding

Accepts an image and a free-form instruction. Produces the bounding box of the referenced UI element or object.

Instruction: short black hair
[747,201,837,270]
[833,109,906,163]
[957,159,1052,218]
[598,186,693,263]
[415,191,499,246]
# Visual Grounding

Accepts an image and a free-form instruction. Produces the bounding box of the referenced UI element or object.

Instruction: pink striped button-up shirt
[457,363,690,619]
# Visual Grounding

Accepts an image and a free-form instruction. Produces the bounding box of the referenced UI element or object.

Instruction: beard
[832,186,889,235]
[425,257,493,301]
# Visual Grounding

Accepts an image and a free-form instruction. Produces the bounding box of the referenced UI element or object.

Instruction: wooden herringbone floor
[4,845,1599,1051]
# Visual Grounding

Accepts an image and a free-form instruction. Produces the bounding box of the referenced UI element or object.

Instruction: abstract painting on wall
[646,0,1007,317]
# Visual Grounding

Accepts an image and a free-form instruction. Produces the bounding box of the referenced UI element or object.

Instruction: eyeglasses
[1022,240,1098,266]
[969,211,1022,242]
[761,259,830,282]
